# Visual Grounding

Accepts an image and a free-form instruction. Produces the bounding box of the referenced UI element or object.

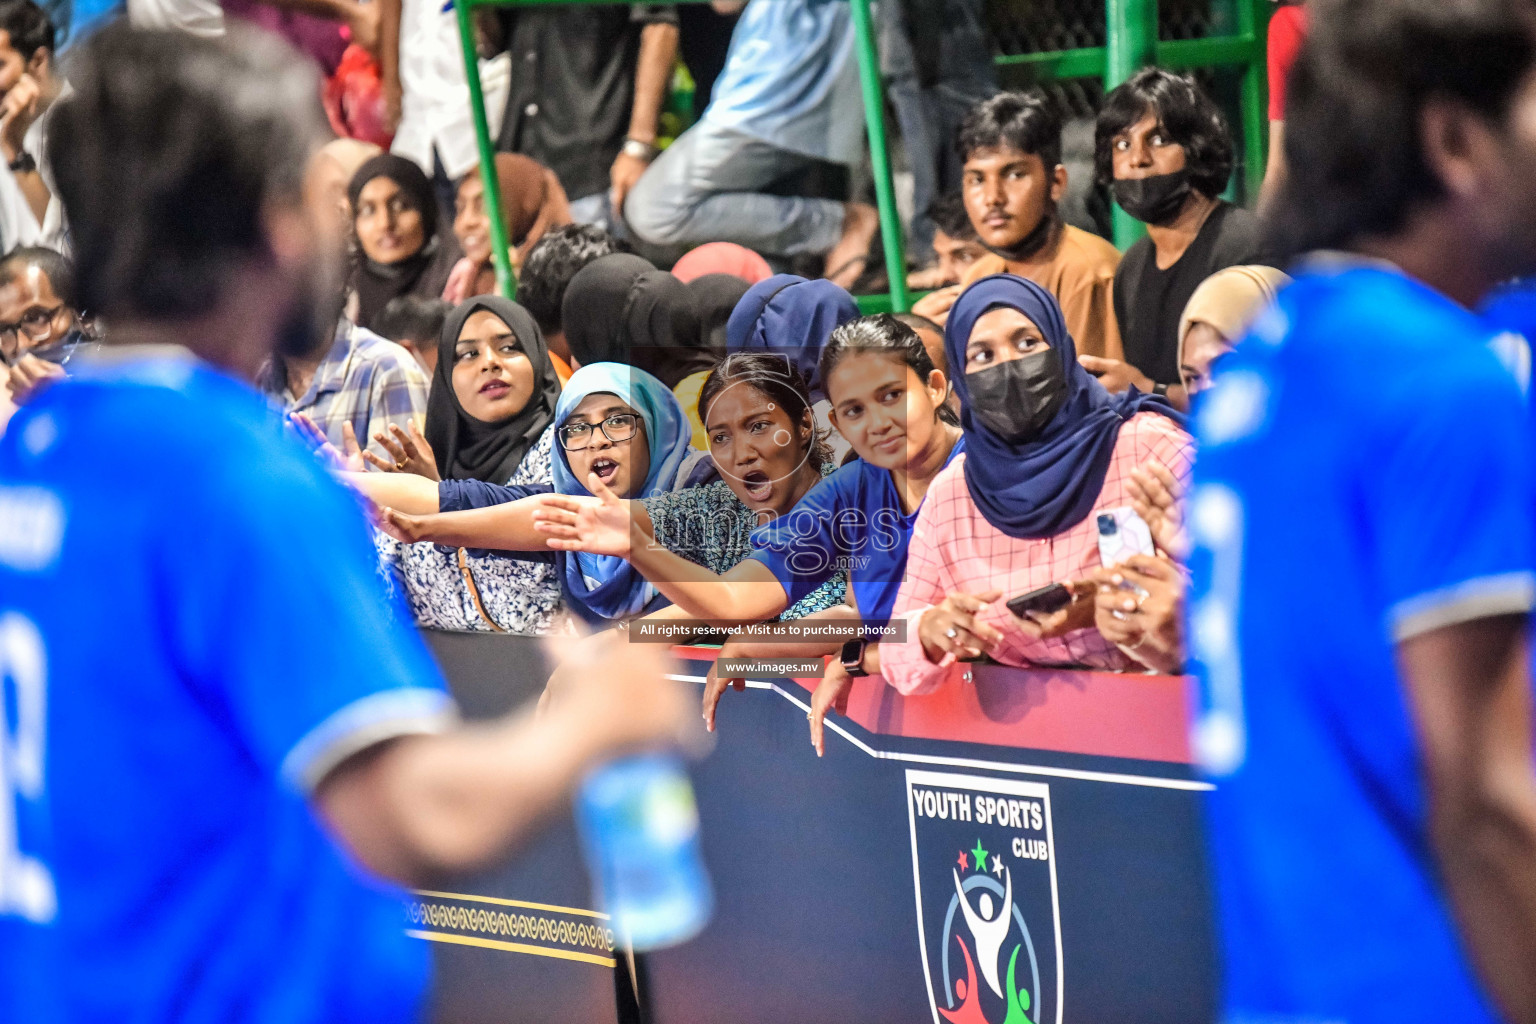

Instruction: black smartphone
[1005,582,1071,620]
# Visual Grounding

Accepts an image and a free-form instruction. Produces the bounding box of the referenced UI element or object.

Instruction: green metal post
[1105,0,1158,249]
[847,0,909,312]
[1237,0,1268,203]
[455,0,518,300]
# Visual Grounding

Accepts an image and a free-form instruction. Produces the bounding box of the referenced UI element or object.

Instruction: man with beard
[0,26,690,1022]
[915,91,1123,362]
[1188,0,1536,1020]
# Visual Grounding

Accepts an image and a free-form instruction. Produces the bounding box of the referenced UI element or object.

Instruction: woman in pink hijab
[670,242,772,284]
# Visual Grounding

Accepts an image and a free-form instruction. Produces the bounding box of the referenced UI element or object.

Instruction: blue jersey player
[1189,1,1536,1022]
[0,26,688,1023]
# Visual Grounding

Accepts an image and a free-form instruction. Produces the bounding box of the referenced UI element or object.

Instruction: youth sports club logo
[906,770,1063,1024]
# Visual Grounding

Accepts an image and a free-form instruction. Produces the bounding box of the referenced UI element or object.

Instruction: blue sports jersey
[0,350,453,1023]
[1188,263,1535,1023]
[748,437,965,623]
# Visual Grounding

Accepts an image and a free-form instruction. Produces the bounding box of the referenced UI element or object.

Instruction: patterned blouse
[645,474,849,622]
[375,425,571,636]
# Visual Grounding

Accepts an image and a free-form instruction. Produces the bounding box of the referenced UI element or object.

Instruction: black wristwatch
[839,639,869,677]
[8,151,35,174]
[1152,381,1170,397]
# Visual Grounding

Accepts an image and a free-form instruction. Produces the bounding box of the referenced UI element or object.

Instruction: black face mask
[1112,169,1193,226]
[966,347,1067,444]
[986,207,1059,263]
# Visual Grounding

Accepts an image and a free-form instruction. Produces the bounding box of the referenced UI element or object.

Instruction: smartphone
[1006,582,1072,620]
[1096,507,1156,568]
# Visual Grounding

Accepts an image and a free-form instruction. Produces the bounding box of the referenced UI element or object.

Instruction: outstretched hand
[377,506,435,544]
[292,414,367,473]
[365,420,440,480]
[532,471,634,557]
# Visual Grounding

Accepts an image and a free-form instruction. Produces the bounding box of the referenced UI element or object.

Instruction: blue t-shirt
[747,437,965,623]
[1188,264,1535,1023]
[0,351,452,1023]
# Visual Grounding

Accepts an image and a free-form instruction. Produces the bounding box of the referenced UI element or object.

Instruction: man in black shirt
[498,5,679,234]
[1088,68,1271,410]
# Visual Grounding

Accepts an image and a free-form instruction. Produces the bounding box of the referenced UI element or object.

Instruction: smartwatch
[8,151,35,174]
[839,638,869,677]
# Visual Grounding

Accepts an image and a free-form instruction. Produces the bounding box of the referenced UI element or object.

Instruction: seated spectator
[671,240,773,284]
[908,191,987,292]
[354,296,565,634]
[561,252,716,389]
[1176,265,1291,397]
[516,222,625,375]
[623,0,880,288]
[311,136,382,243]
[373,294,450,375]
[687,272,751,352]
[893,311,958,418]
[0,0,66,254]
[1091,68,1270,405]
[879,274,1191,692]
[919,92,1124,364]
[346,153,457,331]
[0,244,83,421]
[378,354,848,627]
[444,154,572,304]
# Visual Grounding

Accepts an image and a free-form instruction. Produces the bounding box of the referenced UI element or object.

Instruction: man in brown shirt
[914,90,1123,361]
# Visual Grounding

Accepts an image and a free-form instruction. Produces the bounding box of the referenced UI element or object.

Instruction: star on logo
[957,850,969,870]
[970,839,988,874]
[991,854,1004,878]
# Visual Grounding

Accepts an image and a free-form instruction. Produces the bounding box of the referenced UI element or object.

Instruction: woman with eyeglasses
[374,353,848,627]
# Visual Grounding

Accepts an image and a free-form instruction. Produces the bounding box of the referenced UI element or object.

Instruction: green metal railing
[454,0,1268,315]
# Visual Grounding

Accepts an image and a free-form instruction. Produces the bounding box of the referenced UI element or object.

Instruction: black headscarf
[561,253,715,389]
[347,154,452,330]
[424,296,562,483]
[686,273,751,351]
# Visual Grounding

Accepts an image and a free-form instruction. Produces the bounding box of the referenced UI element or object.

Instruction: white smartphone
[1096,507,1156,568]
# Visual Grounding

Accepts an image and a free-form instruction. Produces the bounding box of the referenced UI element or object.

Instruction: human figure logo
[906,770,1062,1024]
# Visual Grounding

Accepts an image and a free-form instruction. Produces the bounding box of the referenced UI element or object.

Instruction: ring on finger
[945,627,959,640]
[395,460,407,472]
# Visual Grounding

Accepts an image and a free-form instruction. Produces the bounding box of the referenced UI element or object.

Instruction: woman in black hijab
[424,295,562,484]
[686,272,752,350]
[347,154,457,330]
[560,253,716,388]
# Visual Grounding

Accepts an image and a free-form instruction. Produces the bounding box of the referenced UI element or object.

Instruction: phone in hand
[1006,582,1072,621]
[1096,507,1156,567]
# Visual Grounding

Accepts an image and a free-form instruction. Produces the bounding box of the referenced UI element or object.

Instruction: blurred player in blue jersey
[0,26,689,1024]
[1188,0,1536,1021]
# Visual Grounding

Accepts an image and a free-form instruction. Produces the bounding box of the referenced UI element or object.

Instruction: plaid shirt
[879,412,1193,694]
[261,320,429,464]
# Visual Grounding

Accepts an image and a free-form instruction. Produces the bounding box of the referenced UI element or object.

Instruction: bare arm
[316,632,689,886]
[377,0,403,130]
[609,19,679,214]
[343,471,441,516]
[380,494,565,551]
[1258,120,1286,219]
[1399,614,1536,1024]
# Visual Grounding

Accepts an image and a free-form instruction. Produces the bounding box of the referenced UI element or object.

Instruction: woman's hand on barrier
[1128,460,1189,561]
[533,473,633,558]
[1096,555,1185,674]
[365,420,440,481]
[1009,579,1097,641]
[702,639,748,733]
[918,591,1004,666]
[809,661,854,757]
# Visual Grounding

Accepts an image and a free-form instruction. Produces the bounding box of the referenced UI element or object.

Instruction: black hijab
[348,154,451,330]
[424,296,562,483]
[686,273,752,351]
[561,253,715,388]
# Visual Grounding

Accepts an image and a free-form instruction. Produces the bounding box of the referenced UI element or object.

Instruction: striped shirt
[879,411,1193,694]
[260,319,429,464]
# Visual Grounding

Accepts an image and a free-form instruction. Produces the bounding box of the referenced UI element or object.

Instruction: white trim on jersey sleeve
[1388,571,1536,644]
[280,688,458,795]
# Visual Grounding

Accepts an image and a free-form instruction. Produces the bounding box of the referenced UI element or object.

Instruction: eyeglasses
[558,413,640,451]
[0,304,66,346]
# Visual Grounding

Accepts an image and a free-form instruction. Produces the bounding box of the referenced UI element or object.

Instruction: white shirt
[389,0,508,180]
[0,82,70,256]
[126,0,225,37]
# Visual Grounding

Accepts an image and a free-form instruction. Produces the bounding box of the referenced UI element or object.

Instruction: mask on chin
[1112,169,1194,227]
[986,207,1059,263]
[966,347,1067,444]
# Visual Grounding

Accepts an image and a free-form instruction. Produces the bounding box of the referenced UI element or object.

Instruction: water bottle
[574,751,713,951]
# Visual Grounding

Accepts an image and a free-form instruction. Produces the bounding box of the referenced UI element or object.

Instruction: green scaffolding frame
[454,0,1268,316]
